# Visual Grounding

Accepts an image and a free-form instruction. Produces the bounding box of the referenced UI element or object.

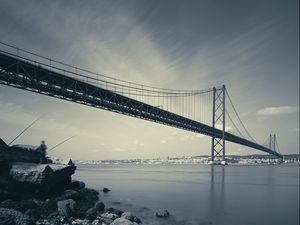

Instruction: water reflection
[209,165,226,223]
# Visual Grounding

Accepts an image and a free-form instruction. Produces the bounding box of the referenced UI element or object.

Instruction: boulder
[155,209,170,218]
[8,163,76,196]
[103,187,110,193]
[0,208,33,225]
[95,201,105,211]
[110,217,139,225]
[74,188,99,216]
[57,199,76,218]
[70,180,85,190]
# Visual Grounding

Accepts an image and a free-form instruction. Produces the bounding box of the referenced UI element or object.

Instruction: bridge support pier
[210,85,227,165]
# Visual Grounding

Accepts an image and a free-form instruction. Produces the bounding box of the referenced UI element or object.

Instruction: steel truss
[0,52,283,159]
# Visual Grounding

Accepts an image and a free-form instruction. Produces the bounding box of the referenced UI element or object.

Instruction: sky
[0,0,299,160]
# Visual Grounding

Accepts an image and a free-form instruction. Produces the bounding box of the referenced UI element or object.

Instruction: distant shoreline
[53,154,300,166]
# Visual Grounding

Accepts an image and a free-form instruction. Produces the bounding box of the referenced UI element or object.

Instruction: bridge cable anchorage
[225,89,257,143]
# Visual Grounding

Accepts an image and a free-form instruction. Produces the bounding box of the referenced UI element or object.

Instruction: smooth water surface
[74,164,299,225]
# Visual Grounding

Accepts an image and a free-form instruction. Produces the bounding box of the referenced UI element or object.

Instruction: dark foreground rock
[0,149,144,225]
[8,162,76,196]
[0,208,33,225]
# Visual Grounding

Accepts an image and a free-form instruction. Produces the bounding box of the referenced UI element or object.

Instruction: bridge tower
[211,85,226,165]
[268,134,276,152]
[268,134,283,163]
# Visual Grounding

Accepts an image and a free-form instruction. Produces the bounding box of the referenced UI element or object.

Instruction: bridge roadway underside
[0,52,282,158]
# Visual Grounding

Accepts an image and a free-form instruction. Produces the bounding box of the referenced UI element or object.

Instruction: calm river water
[74,164,299,225]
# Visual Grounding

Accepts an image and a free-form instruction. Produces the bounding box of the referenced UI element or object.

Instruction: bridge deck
[0,51,283,158]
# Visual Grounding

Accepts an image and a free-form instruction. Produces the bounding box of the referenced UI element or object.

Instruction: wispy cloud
[180,133,207,141]
[256,106,298,116]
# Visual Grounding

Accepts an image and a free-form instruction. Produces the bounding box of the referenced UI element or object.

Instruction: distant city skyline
[0,0,299,160]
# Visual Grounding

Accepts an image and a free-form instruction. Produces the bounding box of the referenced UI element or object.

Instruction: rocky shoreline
[0,178,145,225]
[0,138,171,225]
[0,161,170,225]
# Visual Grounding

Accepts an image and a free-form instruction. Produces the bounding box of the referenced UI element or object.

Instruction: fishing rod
[8,117,41,146]
[48,135,76,152]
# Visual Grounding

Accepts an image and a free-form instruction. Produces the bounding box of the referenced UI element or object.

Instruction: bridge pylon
[210,85,227,165]
[268,134,282,163]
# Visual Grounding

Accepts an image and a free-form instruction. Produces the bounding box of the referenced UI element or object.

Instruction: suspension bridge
[0,42,283,162]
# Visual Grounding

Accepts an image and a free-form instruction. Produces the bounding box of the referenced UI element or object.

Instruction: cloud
[112,147,126,152]
[256,106,298,116]
[171,131,179,136]
[180,133,207,141]
[160,140,167,144]
[215,124,234,132]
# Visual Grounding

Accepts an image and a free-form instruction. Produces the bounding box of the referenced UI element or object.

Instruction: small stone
[155,209,170,218]
[91,219,102,225]
[121,212,141,224]
[95,201,105,211]
[110,217,139,225]
[108,207,123,217]
[121,212,134,221]
[97,216,114,224]
[102,187,110,193]
[133,216,141,224]
[100,212,119,220]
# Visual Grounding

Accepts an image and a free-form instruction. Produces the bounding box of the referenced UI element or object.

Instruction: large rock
[70,180,85,190]
[57,199,76,218]
[8,162,76,196]
[95,201,105,212]
[0,208,33,225]
[74,188,99,217]
[110,217,139,225]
